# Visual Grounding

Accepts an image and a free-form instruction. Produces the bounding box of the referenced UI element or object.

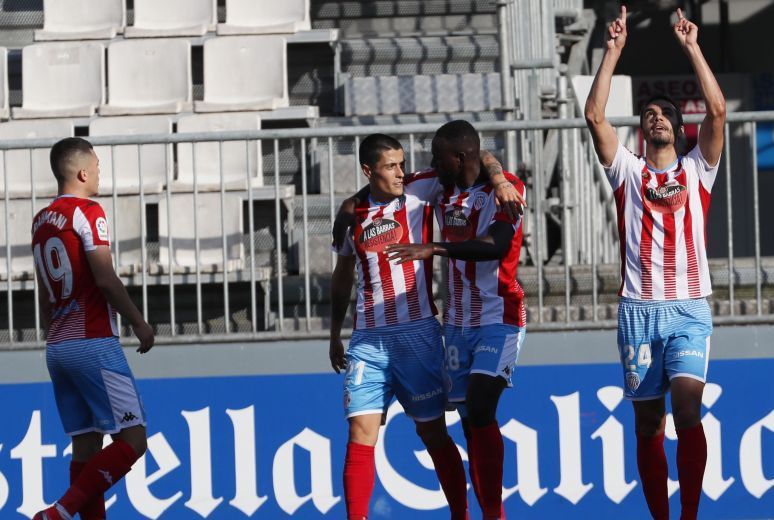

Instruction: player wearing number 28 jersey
[32,138,154,520]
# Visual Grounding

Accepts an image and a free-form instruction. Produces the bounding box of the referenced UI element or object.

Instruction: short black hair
[50,137,93,182]
[434,119,480,151]
[359,133,403,169]
[639,94,684,129]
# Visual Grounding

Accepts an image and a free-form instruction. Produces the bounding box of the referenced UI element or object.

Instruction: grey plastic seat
[125,0,217,38]
[35,0,125,41]
[217,0,310,35]
[196,36,288,113]
[0,120,75,198]
[90,115,173,194]
[14,42,105,119]
[158,192,244,273]
[100,39,192,116]
[175,112,263,191]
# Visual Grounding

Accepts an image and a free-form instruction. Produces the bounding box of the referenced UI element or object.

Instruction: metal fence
[2,110,774,349]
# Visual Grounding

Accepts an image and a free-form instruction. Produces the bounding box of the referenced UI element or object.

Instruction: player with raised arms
[584,7,726,519]
[32,137,154,520]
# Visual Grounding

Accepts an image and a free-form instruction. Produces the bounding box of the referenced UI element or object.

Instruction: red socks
[470,423,504,519]
[427,435,469,519]
[70,461,106,520]
[636,432,669,520]
[344,442,375,520]
[59,439,138,517]
[676,423,707,520]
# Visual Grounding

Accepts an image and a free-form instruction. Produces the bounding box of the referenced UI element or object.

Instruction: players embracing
[331,122,527,520]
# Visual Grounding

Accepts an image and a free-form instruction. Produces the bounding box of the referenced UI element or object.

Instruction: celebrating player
[385,120,526,520]
[584,7,726,520]
[330,133,520,520]
[32,138,154,520]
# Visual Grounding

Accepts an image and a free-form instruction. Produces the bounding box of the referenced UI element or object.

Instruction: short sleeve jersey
[605,143,719,300]
[334,170,442,329]
[436,171,527,327]
[31,196,118,343]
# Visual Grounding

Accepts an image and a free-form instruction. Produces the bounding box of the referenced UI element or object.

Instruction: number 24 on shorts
[621,343,652,371]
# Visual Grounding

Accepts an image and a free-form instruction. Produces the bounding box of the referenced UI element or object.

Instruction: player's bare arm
[585,5,627,167]
[329,254,355,373]
[386,221,515,264]
[673,8,726,166]
[480,150,526,219]
[86,246,155,353]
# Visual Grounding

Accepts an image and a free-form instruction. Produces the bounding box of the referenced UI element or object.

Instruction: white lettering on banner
[226,406,268,516]
[10,411,57,518]
[375,402,450,510]
[500,419,549,506]
[590,387,637,504]
[550,393,594,504]
[125,432,183,519]
[701,384,736,499]
[181,408,224,517]
[0,445,9,511]
[63,439,118,510]
[272,427,340,515]
[664,417,681,497]
[739,410,774,499]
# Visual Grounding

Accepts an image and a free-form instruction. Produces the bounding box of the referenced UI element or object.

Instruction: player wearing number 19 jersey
[32,138,154,520]
[585,7,726,520]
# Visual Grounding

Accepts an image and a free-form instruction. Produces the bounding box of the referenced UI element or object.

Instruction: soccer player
[330,133,519,520]
[584,7,725,520]
[32,138,154,520]
[384,120,526,520]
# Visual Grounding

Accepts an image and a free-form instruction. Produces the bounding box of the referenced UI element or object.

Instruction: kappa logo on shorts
[626,372,641,391]
[343,390,351,409]
[120,412,138,423]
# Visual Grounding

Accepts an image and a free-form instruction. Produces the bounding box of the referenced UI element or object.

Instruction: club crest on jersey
[643,179,687,214]
[443,208,472,242]
[472,192,487,210]
[357,217,403,252]
[626,372,641,391]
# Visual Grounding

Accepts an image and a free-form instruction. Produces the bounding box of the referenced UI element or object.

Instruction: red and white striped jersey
[606,143,718,300]
[31,196,118,343]
[437,172,527,327]
[335,171,442,329]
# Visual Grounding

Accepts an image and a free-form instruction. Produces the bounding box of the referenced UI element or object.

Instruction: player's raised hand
[606,5,627,51]
[494,181,525,221]
[385,243,434,264]
[133,321,155,353]
[673,8,698,48]
[329,337,347,373]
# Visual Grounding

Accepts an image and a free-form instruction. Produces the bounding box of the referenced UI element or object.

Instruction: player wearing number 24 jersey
[31,138,154,520]
[585,7,726,520]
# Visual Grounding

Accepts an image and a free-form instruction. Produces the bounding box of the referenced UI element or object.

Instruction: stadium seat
[158,192,244,272]
[94,196,145,274]
[125,0,217,38]
[0,47,8,120]
[0,119,75,198]
[35,0,125,41]
[0,199,41,279]
[90,115,173,195]
[175,113,263,191]
[14,42,105,119]
[100,39,192,116]
[217,0,310,35]
[195,36,288,113]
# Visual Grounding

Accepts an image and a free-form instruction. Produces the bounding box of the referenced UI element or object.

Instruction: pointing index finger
[621,5,627,23]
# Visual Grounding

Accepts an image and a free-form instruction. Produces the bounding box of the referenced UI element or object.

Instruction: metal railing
[1,111,773,348]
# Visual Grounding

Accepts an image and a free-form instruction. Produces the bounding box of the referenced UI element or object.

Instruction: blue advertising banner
[0,359,771,519]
